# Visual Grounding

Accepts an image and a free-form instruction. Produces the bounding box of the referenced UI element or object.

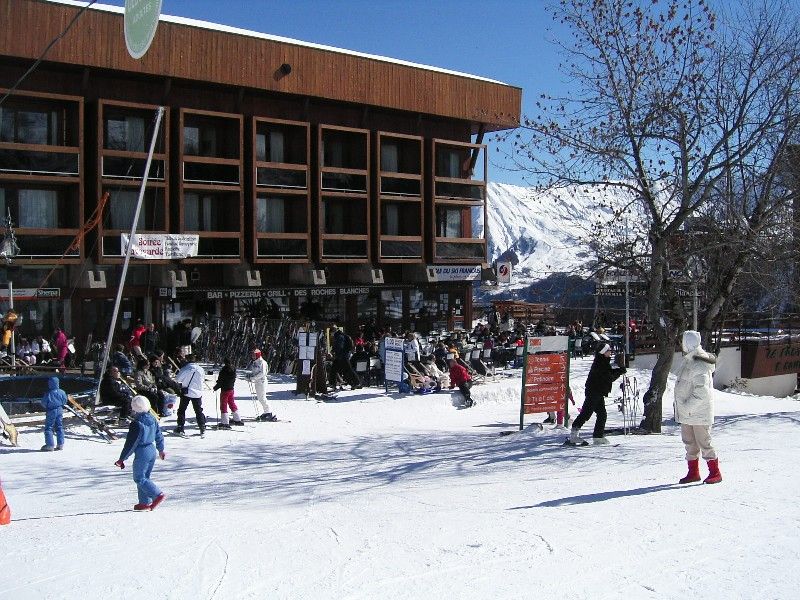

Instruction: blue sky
[95,0,568,186]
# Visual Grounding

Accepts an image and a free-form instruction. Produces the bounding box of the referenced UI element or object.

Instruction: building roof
[3,0,521,131]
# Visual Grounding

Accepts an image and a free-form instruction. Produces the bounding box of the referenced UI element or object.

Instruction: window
[256,196,285,233]
[105,115,146,152]
[184,192,238,232]
[382,203,420,236]
[0,187,69,229]
[381,143,399,172]
[182,115,239,158]
[436,148,467,178]
[256,131,284,163]
[108,190,145,230]
[0,105,62,145]
[436,207,463,238]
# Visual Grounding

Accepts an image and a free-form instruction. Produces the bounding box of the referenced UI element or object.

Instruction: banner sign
[497,261,512,284]
[122,234,199,259]
[432,265,482,282]
[384,337,405,384]
[520,337,570,426]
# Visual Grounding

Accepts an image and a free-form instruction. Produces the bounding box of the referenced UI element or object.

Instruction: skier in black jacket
[568,343,625,445]
[213,357,242,429]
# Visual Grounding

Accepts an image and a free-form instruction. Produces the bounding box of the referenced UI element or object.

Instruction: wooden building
[0,0,521,345]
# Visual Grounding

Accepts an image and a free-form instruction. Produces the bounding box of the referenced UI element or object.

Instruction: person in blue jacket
[40,376,68,451]
[114,395,166,511]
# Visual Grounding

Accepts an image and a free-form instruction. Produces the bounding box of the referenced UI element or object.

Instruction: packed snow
[1,358,799,599]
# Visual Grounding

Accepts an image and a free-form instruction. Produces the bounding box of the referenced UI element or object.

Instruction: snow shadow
[516,483,686,509]
[157,428,638,507]
[12,509,130,521]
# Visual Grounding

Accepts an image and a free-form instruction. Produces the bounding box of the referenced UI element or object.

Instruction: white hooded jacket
[673,330,716,426]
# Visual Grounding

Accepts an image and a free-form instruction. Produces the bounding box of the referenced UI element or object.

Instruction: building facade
[0,0,521,346]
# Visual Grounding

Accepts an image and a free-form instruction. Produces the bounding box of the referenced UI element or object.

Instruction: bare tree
[500,0,800,431]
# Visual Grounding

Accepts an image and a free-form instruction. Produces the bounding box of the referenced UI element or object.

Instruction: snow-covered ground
[1,358,799,600]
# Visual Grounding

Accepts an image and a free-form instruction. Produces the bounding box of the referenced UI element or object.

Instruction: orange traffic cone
[0,482,10,525]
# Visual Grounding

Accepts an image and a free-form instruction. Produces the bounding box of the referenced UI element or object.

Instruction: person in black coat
[568,344,625,445]
[100,366,134,422]
[213,357,242,428]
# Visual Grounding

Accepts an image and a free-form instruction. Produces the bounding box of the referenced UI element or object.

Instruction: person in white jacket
[247,348,276,421]
[174,354,207,435]
[673,330,721,484]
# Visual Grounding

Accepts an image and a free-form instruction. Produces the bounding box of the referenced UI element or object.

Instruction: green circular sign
[124,0,162,59]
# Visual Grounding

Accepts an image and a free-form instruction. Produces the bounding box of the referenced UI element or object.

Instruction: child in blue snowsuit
[40,376,68,451]
[115,395,166,511]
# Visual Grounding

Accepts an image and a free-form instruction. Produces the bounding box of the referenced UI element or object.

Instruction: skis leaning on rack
[66,395,117,442]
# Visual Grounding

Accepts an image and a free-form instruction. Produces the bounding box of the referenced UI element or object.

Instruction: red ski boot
[133,503,150,511]
[149,493,166,510]
[704,459,722,484]
[679,459,701,484]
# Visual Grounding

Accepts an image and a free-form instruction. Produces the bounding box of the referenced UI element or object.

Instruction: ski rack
[618,376,640,434]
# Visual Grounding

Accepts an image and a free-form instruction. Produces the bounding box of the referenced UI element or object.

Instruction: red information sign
[522,350,568,414]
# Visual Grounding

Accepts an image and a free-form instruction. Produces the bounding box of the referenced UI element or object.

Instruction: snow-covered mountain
[482,181,626,296]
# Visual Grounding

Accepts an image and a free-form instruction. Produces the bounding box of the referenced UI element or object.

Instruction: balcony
[0,90,83,263]
[377,132,423,262]
[253,118,310,263]
[319,125,370,262]
[431,139,487,264]
[97,100,169,262]
[179,109,243,263]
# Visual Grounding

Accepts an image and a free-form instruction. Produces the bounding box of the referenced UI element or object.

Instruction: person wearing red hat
[247,348,276,421]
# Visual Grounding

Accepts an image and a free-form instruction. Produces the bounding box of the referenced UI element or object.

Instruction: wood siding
[1,0,521,132]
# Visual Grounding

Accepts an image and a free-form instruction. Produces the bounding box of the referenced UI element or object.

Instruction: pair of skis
[65,396,117,442]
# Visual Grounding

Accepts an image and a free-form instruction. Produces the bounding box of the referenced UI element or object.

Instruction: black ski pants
[458,381,473,406]
[572,392,607,438]
[177,395,206,430]
[330,356,361,388]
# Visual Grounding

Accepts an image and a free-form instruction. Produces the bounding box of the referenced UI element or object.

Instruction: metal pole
[95,107,164,401]
[693,281,698,331]
[625,276,630,355]
[8,281,14,368]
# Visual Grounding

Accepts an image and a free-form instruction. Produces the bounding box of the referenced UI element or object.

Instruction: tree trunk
[640,341,675,433]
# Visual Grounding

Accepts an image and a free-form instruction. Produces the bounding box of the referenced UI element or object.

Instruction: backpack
[333,332,352,357]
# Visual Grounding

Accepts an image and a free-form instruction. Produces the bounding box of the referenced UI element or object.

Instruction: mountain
[480,182,608,292]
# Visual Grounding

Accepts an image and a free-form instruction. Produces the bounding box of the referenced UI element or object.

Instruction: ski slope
[1,359,798,599]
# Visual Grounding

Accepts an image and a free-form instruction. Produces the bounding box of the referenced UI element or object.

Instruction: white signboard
[432,265,482,282]
[122,234,199,259]
[124,0,162,59]
[526,336,569,353]
[497,261,512,284]
[384,337,405,383]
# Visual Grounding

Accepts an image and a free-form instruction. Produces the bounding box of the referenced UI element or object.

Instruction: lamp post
[686,256,707,331]
[1,210,21,367]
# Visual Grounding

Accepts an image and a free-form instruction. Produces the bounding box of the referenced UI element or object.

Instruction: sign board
[740,341,800,378]
[383,337,405,384]
[497,261,512,284]
[124,0,162,59]
[526,335,569,353]
[520,337,570,426]
[122,233,199,259]
[0,288,60,301]
[431,265,482,282]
